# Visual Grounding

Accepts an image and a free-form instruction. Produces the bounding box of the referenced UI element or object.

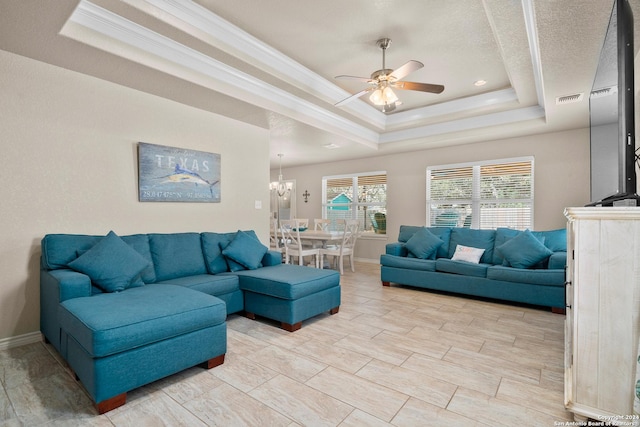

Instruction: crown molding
[142,0,388,130]
[65,0,547,149]
[379,105,545,143]
[521,0,546,109]
[385,88,519,127]
[66,1,380,147]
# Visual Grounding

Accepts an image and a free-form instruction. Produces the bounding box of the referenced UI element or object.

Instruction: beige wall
[0,50,271,341]
[278,128,590,261]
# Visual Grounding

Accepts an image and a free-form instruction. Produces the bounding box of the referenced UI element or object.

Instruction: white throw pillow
[451,244,485,264]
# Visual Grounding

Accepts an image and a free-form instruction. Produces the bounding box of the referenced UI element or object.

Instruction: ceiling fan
[334,38,444,113]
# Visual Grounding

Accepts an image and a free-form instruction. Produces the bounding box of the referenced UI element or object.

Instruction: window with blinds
[426,158,533,230]
[323,172,387,233]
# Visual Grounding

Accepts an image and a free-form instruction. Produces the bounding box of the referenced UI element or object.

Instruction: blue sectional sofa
[381,226,567,311]
[40,230,340,413]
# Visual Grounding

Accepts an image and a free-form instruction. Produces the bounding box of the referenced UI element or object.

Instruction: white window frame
[322,171,387,235]
[426,157,534,230]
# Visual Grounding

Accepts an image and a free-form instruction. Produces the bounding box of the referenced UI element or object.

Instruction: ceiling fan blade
[334,87,374,107]
[389,60,424,81]
[393,81,444,94]
[335,75,373,83]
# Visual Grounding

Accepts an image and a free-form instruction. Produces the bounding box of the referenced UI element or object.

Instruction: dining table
[297,229,346,247]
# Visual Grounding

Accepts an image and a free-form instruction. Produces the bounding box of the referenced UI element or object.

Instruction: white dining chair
[294,218,309,228]
[320,219,359,274]
[309,218,332,249]
[281,219,320,268]
[269,217,283,254]
[313,218,331,231]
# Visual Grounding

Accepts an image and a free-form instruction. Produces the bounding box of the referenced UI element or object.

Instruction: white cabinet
[564,207,640,424]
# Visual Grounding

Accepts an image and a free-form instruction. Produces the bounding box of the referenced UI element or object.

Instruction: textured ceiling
[0,0,638,167]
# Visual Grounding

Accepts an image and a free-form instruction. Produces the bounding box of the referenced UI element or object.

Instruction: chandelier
[270,153,293,197]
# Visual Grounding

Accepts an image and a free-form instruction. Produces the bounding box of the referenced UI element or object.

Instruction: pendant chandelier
[270,153,293,197]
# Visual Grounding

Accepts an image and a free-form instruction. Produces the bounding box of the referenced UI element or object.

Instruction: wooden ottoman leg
[382,281,390,287]
[96,393,127,414]
[202,354,225,369]
[244,311,256,320]
[330,307,339,315]
[281,321,302,332]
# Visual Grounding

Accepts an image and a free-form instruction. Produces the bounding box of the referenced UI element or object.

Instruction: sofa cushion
[405,228,443,259]
[68,231,150,293]
[222,230,268,270]
[487,265,564,286]
[448,228,495,264]
[398,225,424,242]
[231,264,339,300]
[59,284,226,358]
[451,244,485,264]
[156,274,240,297]
[148,233,207,281]
[496,229,553,269]
[435,258,489,278]
[380,254,437,272]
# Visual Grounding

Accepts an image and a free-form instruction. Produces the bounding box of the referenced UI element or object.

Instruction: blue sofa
[380,226,567,311]
[40,230,340,413]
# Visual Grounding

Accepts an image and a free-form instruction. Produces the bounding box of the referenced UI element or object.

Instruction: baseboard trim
[0,331,42,351]
[354,257,379,264]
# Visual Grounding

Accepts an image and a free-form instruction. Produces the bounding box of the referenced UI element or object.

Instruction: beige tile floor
[0,262,572,426]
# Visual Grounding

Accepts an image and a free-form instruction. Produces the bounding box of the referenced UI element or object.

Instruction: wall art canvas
[138,142,221,203]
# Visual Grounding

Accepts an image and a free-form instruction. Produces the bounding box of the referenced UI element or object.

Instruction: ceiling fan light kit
[335,37,444,113]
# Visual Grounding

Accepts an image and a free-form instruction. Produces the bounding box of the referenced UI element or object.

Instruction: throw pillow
[222,230,268,270]
[451,245,485,264]
[496,229,553,269]
[68,231,150,292]
[404,228,444,259]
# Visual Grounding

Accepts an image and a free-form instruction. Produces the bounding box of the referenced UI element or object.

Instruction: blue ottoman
[58,284,227,413]
[230,264,341,331]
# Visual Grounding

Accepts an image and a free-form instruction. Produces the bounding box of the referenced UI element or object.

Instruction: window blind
[427,158,533,230]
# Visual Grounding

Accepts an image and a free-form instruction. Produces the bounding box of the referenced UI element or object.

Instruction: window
[322,172,387,234]
[426,157,533,230]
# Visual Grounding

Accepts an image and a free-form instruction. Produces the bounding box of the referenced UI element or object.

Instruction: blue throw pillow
[496,229,553,269]
[532,228,567,252]
[68,231,150,292]
[222,230,268,270]
[404,228,443,259]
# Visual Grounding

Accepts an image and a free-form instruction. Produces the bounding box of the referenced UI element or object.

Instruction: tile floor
[0,262,573,426]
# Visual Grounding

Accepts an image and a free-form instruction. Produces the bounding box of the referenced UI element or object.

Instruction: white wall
[277,128,590,261]
[0,50,271,341]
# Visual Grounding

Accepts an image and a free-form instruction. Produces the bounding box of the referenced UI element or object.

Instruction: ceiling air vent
[590,86,618,99]
[556,93,584,105]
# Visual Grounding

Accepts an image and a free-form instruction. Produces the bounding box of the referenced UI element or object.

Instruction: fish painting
[161,164,219,197]
[138,142,221,203]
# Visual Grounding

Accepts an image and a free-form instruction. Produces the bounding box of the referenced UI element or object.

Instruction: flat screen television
[589,0,640,206]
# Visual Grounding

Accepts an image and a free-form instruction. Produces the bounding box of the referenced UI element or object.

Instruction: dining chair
[294,218,309,228]
[269,217,283,254]
[313,218,331,231]
[319,219,359,274]
[280,219,320,268]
